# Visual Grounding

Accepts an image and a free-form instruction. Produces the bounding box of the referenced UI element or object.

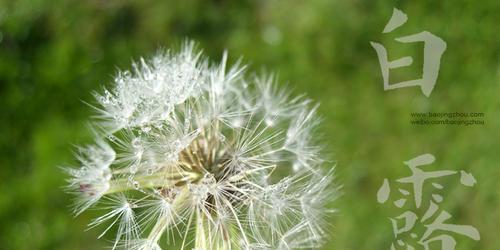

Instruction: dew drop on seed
[154,123,163,129]
[141,126,151,133]
[201,173,216,187]
[165,152,176,162]
[132,138,141,148]
[129,164,138,174]
[135,149,143,159]
[173,139,181,149]
[107,135,117,142]
[218,133,226,142]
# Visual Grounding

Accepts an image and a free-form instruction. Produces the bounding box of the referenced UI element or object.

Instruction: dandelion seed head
[66,41,339,250]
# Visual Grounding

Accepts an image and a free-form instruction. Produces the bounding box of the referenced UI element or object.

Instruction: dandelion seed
[66,41,339,250]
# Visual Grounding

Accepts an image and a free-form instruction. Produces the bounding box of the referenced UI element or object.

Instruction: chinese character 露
[377,153,480,249]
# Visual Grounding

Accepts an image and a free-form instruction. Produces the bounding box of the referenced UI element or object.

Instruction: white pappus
[66,41,340,250]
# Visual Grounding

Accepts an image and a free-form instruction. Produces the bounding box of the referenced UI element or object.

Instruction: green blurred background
[0,0,498,249]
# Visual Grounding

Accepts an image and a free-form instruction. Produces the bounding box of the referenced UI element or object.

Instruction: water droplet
[132,138,141,148]
[154,123,163,129]
[201,173,216,187]
[231,118,243,128]
[129,164,138,174]
[173,139,181,149]
[218,133,226,142]
[141,126,151,133]
[135,149,144,159]
[265,118,274,127]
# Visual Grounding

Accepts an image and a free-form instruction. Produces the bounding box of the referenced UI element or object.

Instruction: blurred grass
[0,0,498,249]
